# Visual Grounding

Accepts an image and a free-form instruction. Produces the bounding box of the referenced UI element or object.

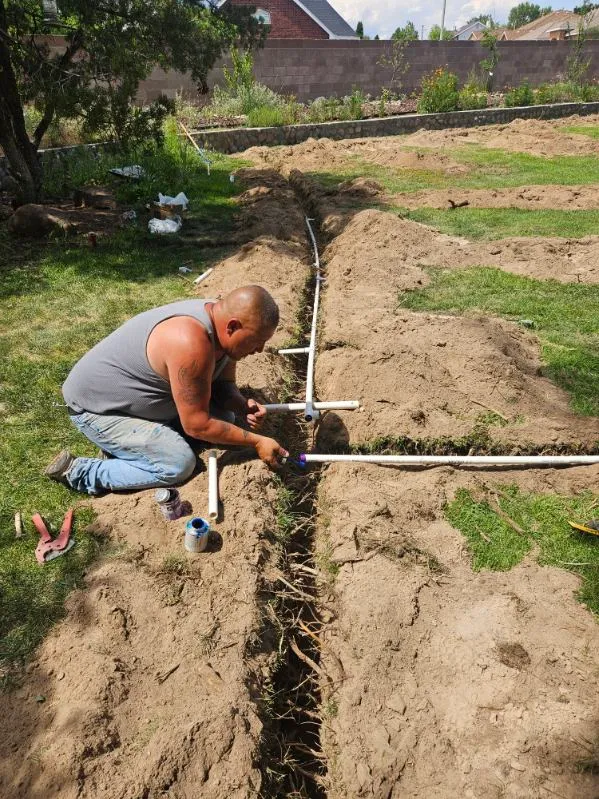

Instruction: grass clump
[446,485,599,613]
[399,207,599,240]
[399,267,599,416]
[563,124,599,139]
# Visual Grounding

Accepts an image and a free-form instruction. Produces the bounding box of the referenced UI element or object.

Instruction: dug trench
[288,173,599,797]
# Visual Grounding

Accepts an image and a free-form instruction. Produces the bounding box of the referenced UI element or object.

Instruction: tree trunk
[0,6,42,204]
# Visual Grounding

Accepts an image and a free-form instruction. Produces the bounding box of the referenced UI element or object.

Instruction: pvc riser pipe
[208,450,219,520]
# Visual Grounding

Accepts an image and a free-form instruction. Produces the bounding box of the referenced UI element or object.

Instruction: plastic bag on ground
[158,192,189,209]
[148,216,182,235]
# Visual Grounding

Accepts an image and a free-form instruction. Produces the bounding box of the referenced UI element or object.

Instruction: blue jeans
[66,407,233,495]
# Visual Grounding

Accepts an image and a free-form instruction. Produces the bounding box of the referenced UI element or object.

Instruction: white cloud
[331,0,577,38]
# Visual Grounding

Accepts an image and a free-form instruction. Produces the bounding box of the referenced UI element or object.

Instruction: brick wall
[137,39,599,103]
[225,0,328,39]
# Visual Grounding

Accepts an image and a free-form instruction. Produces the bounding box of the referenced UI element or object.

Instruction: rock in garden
[7,204,76,237]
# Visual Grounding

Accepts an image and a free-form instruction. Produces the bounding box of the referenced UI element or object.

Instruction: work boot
[44,449,75,486]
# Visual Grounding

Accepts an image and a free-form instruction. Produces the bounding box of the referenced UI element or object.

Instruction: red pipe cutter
[32,508,75,564]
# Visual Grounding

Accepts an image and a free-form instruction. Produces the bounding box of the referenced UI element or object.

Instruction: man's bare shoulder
[152,314,212,348]
[147,315,213,378]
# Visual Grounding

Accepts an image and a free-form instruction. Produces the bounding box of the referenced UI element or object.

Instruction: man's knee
[158,444,196,485]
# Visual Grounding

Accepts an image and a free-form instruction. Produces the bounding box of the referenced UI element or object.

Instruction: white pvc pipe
[208,450,219,520]
[304,218,322,423]
[265,400,360,413]
[278,347,310,355]
[300,454,599,467]
[194,268,213,285]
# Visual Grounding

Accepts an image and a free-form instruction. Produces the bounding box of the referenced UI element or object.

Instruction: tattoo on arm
[177,361,209,405]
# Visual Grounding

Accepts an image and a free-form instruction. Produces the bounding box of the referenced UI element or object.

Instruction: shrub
[417,68,459,114]
[307,96,347,123]
[459,84,488,110]
[348,87,365,119]
[247,100,302,127]
[504,81,534,107]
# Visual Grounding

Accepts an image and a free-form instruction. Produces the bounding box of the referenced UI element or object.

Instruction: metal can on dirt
[155,488,185,521]
[184,517,210,553]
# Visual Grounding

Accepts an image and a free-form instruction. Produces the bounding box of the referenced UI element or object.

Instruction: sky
[331,0,580,38]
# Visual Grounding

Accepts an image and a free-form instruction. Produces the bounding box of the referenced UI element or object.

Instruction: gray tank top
[63,299,229,420]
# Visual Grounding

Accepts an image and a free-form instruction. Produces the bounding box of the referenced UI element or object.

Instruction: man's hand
[246,398,267,430]
[255,437,289,468]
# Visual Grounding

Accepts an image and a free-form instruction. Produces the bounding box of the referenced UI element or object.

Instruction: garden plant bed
[1,111,599,797]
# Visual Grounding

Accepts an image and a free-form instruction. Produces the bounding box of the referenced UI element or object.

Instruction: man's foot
[44,449,75,485]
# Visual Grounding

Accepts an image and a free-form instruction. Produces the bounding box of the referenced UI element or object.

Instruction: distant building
[216,0,358,39]
[453,20,488,40]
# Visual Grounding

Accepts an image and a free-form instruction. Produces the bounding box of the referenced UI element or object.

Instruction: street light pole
[440,0,447,38]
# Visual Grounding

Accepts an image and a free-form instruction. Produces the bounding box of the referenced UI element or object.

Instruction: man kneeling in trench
[45,285,288,495]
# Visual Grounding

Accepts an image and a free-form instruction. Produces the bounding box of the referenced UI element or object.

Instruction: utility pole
[440,0,447,38]
[421,24,425,38]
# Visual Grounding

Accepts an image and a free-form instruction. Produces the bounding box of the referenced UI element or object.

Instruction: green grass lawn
[397,207,599,240]
[446,485,599,614]
[0,128,241,682]
[563,125,599,139]
[309,145,599,195]
[399,267,599,416]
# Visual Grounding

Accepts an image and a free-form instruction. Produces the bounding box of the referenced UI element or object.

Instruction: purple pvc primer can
[155,488,184,521]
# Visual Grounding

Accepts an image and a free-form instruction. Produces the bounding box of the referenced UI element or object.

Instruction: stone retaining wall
[193,101,599,154]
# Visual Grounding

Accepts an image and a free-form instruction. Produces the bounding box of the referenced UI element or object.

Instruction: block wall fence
[137,39,599,103]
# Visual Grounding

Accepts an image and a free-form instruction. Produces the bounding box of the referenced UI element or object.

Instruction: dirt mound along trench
[239,137,470,178]
[316,463,599,799]
[401,114,599,157]
[0,169,311,799]
[395,184,599,211]
[307,208,599,449]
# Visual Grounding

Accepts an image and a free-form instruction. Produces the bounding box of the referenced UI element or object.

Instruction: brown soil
[403,114,599,157]
[395,184,599,210]
[0,169,310,799]
[317,463,599,798]
[314,208,599,448]
[239,137,469,176]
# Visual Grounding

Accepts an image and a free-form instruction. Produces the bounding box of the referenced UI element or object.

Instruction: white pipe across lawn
[208,450,219,520]
[299,454,599,467]
[265,401,360,413]
[304,217,322,423]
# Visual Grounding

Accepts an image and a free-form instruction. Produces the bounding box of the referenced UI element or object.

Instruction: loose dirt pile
[0,169,310,799]
[403,115,599,157]
[395,184,599,210]
[240,137,469,176]
[317,463,599,798]
[315,208,599,448]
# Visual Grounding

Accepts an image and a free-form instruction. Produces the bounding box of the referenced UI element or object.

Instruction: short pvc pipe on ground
[299,454,599,467]
[208,450,219,520]
[265,401,360,413]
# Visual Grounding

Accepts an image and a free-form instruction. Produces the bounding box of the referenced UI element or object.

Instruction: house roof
[294,0,357,38]
[454,20,487,36]
[216,0,357,38]
[469,26,518,40]
[510,9,580,39]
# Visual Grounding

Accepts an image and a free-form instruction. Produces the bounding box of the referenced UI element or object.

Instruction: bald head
[221,285,279,333]
[211,285,280,361]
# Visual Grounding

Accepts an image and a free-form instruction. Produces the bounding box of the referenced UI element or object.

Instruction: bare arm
[211,361,267,430]
[164,326,286,465]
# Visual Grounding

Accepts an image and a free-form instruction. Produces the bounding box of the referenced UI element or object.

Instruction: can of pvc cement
[155,488,184,521]
[184,517,210,553]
